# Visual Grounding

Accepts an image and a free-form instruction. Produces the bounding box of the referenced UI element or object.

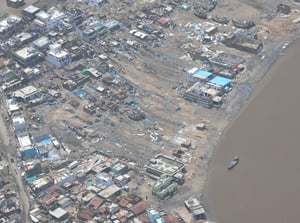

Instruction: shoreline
[201,26,300,222]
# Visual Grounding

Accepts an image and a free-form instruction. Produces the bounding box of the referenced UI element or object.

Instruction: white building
[46,43,71,68]
[0,15,23,40]
[33,8,64,31]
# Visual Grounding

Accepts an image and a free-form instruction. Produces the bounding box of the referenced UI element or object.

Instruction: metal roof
[209,76,231,86]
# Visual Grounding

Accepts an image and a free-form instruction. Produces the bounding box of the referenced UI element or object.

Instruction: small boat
[232,19,255,29]
[212,15,229,24]
[208,0,217,12]
[228,156,239,170]
[193,8,208,19]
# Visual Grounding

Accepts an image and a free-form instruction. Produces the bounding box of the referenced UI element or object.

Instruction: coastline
[201,26,300,222]
[201,20,300,221]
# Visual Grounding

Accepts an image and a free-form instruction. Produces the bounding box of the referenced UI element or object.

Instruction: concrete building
[98,184,121,199]
[22,5,40,19]
[0,15,23,40]
[76,19,109,44]
[33,8,65,32]
[14,85,41,102]
[33,36,50,52]
[0,71,24,92]
[225,35,263,54]
[95,173,113,187]
[111,162,128,175]
[152,175,178,200]
[23,160,42,178]
[46,43,71,68]
[17,132,35,159]
[12,115,26,133]
[184,197,206,220]
[145,154,185,179]
[6,98,20,115]
[66,7,85,25]
[184,82,223,108]
[6,0,24,8]
[29,175,53,194]
[13,46,42,67]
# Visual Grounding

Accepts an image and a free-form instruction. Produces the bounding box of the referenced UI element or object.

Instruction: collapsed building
[225,33,263,54]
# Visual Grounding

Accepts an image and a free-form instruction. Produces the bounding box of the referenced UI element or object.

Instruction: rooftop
[0,15,22,33]
[208,76,231,86]
[33,36,50,48]
[23,5,40,14]
[14,47,39,60]
[49,207,68,219]
[14,85,40,98]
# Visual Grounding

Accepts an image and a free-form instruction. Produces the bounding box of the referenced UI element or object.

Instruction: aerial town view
[1,0,300,222]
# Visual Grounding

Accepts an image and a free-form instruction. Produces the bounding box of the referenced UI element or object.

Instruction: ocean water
[203,40,300,223]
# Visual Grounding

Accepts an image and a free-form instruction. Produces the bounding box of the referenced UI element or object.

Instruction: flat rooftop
[145,154,185,177]
[23,5,40,14]
[14,47,39,60]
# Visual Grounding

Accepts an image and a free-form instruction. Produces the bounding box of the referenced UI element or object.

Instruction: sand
[203,38,300,222]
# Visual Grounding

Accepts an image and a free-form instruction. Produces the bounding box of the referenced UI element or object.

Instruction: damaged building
[225,33,263,54]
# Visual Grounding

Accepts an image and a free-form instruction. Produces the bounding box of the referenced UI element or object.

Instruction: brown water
[203,41,300,223]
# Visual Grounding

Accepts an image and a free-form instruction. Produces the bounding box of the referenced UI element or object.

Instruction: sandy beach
[203,35,300,222]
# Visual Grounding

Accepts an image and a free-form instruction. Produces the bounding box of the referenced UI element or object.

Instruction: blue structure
[208,76,231,92]
[194,69,213,80]
[19,146,36,159]
[187,68,213,83]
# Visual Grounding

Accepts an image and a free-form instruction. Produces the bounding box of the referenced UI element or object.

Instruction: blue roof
[209,76,231,86]
[194,69,213,78]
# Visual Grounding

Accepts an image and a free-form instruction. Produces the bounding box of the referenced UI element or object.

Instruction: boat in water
[232,18,255,29]
[212,15,229,24]
[228,156,239,170]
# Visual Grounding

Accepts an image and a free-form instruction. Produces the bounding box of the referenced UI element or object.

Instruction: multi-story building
[0,15,23,40]
[76,19,109,44]
[46,43,71,68]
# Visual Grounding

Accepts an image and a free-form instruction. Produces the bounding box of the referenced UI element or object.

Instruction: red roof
[88,196,104,208]
[119,197,131,207]
[157,17,168,25]
[41,192,58,205]
[130,200,149,215]
[163,215,180,223]
[78,208,95,221]
[139,214,151,223]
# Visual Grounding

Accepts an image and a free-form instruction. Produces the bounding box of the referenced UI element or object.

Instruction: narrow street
[0,96,30,223]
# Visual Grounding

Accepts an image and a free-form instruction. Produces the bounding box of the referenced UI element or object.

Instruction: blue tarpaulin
[73,89,90,100]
